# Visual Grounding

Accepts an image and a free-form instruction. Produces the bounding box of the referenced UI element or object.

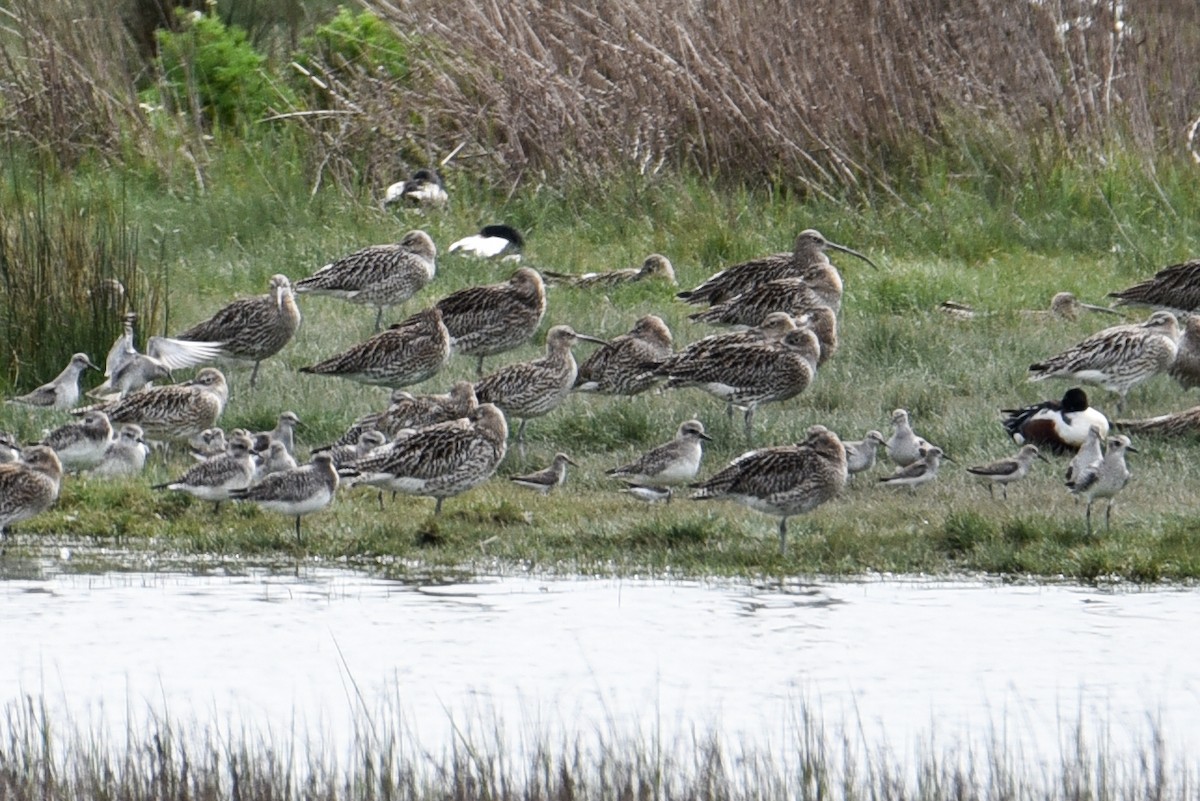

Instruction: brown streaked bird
[333,381,478,448]
[317,429,389,470]
[690,425,847,555]
[1167,313,1200,391]
[231,452,340,543]
[437,267,547,376]
[677,229,877,307]
[795,306,838,366]
[1042,291,1123,322]
[605,419,711,502]
[474,325,606,452]
[1113,405,1200,437]
[6,353,99,410]
[39,410,113,471]
[965,444,1048,500]
[1108,259,1200,313]
[72,367,229,444]
[152,431,256,513]
[574,314,674,396]
[295,230,437,331]
[300,306,450,389]
[0,446,63,538]
[1001,387,1110,454]
[509,452,577,495]
[542,254,676,288]
[688,273,842,328]
[175,274,300,388]
[1028,311,1180,412]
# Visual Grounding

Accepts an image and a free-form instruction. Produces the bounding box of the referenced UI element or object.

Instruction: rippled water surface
[3,568,1198,756]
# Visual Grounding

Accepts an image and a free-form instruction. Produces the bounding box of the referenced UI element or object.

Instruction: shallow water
[2,567,1198,760]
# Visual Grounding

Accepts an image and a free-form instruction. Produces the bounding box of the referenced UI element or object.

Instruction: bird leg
[249,361,262,389]
[1085,500,1094,537]
[374,307,384,333]
[744,406,755,442]
[778,517,789,556]
[294,516,302,544]
[434,497,444,515]
[475,355,485,377]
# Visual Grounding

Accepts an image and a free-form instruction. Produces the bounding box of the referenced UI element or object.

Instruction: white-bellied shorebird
[448,224,524,260]
[1028,311,1180,411]
[1108,260,1200,313]
[0,432,19,463]
[152,432,255,512]
[1001,387,1110,454]
[175,274,300,388]
[91,312,223,400]
[255,439,298,480]
[437,267,546,376]
[574,314,674,396]
[232,452,340,543]
[605,419,711,502]
[6,353,98,410]
[295,230,437,331]
[966,444,1047,500]
[885,409,933,468]
[0,446,63,538]
[383,169,448,209]
[318,429,388,469]
[690,424,847,555]
[74,367,229,444]
[251,411,301,456]
[879,446,947,492]
[1070,435,1136,536]
[89,424,150,478]
[542,254,676,288]
[843,430,887,477]
[301,306,450,389]
[509,452,576,495]
[1065,424,1105,490]
[39,410,113,471]
[333,381,478,448]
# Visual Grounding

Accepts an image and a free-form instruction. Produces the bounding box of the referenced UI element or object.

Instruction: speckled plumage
[1108,260,1200,313]
[542,254,676,288]
[40,410,113,471]
[175,275,300,387]
[1113,406,1200,437]
[300,307,450,388]
[6,353,98,410]
[510,452,576,494]
[436,267,547,375]
[255,440,298,480]
[232,452,339,541]
[190,428,228,461]
[688,272,842,328]
[90,424,149,478]
[606,419,711,496]
[321,429,388,469]
[334,381,478,448]
[0,446,63,536]
[690,425,847,554]
[153,432,255,510]
[1167,314,1200,390]
[295,230,437,330]
[574,315,674,396]
[74,367,229,443]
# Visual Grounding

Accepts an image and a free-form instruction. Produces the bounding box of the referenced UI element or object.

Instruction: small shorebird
[1070,435,1136,536]
[677,229,877,307]
[383,168,449,209]
[0,446,63,538]
[474,325,605,452]
[1167,314,1200,391]
[89,424,150,478]
[39,410,114,471]
[688,274,843,327]
[153,432,256,512]
[300,306,450,388]
[6,353,98,410]
[1028,311,1180,411]
[295,230,437,331]
[1041,291,1123,322]
[843,430,887,477]
[509,452,577,495]
[255,439,298,480]
[448,224,524,260]
[966,444,1047,500]
[690,424,847,555]
[542,254,676,288]
[1065,424,1105,490]
[231,452,339,543]
[1001,387,1110,454]
[879,446,947,492]
[0,432,19,463]
[621,484,674,504]
[251,411,301,456]
[73,367,229,444]
[318,429,388,469]
[884,409,933,468]
[91,313,223,399]
[190,427,228,461]
[574,314,674,396]
[1108,259,1200,313]
[175,274,301,388]
[437,267,547,376]
[341,402,508,514]
[605,419,712,501]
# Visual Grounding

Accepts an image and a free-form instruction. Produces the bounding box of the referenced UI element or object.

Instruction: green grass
[3,147,1200,582]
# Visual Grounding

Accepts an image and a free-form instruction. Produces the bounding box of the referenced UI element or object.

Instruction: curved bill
[826,240,880,270]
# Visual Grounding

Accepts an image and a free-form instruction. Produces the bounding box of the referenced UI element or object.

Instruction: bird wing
[146,336,226,370]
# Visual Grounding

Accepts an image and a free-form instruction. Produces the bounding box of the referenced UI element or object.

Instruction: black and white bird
[448,224,524,261]
[383,168,449,209]
[1001,387,1110,454]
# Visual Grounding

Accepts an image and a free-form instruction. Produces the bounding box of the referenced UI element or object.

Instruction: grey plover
[656,327,821,439]
[300,306,450,388]
[688,273,843,327]
[448,224,524,260]
[1065,424,1105,490]
[885,409,933,468]
[383,168,449,208]
[190,427,228,461]
[605,419,711,501]
[232,451,340,542]
[89,424,150,478]
[75,367,229,444]
[255,439,298,480]
[1108,259,1200,313]
[509,452,576,494]
[319,429,388,469]
[1167,313,1200,390]
[677,229,877,307]
[92,312,223,399]
[1001,387,1110,454]
[966,444,1047,500]
[39,410,113,471]
[1029,311,1180,411]
[436,267,547,375]
[843,430,887,477]
[474,325,605,449]
[690,424,848,555]
[0,446,63,537]
[153,432,256,512]
[6,353,98,410]
[574,314,674,396]
[342,402,508,514]
[295,230,437,331]
[542,254,676,288]
[1070,435,1136,536]
[175,274,301,388]
[879,446,947,492]
[251,411,302,456]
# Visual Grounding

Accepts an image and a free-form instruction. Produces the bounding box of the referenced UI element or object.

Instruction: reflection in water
[1,567,1197,762]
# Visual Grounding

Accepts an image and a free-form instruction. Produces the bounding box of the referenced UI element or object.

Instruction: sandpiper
[295,230,437,331]
[255,439,298,480]
[879,446,947,492]
[509,452,577,495]
[688,273,843,327]
[299,306,450,388]
[966,444,1047,500]
[605,419,711,501]
[175,274,301,388]
[318,429,389,469]
[843,430,887,477]
[690,424,847,555]
[383,168,449,209]
[0,446,63,537]
[542,254,676,288]
[89,424,150,478]
[190,427,228,461]
[1001,387,1110,454]
[574,314,674,396]
[232,452,340,543]
[436,267,547,375]
[1070,435,1136,536]
[74,367,229,444]
[39,410,114,471]
[91,312,223,399]
[448,224,524,260]
[152,432,256,512]
[1108,259,1200,313]
[6,353,98,410]
[1028,311,1180,411]
[885,409,933,468]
